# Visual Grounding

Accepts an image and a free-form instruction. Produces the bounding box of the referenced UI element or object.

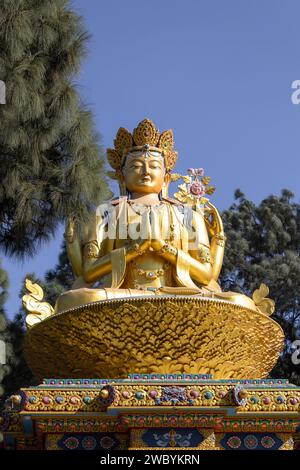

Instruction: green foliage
[0,0,111,257]
[0,0,112,403]
[1,312,36,405]
[22,241,73,309]
[44,241,74,305]
[220,189,300,384]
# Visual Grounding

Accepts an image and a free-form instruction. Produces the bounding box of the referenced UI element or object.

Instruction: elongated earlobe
[118,172,127,195]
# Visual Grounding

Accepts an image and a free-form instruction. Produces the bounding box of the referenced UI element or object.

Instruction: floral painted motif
[82,436,97,450]
[244,435,258,449]
[64,436,79,450]
[156,386,188,405]
[227,436,242,449]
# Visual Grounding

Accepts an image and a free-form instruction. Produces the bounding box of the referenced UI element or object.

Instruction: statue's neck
[128,192,161,206]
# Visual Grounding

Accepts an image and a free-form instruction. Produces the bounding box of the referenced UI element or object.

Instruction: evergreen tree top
[0,0,111,258]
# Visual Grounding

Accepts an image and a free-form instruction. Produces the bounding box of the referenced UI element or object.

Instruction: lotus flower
[189,181,205,198]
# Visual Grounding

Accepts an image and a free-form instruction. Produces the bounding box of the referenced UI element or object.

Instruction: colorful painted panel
[220,433,283,450]
[141,428,204,448]
[46,433,128,450]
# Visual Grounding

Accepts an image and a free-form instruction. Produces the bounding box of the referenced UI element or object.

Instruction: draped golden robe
[55,197,259,313]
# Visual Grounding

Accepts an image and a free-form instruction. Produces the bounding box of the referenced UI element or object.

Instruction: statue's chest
[124,253,173,289]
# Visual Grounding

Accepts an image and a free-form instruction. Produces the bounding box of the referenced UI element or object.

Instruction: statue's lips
[139,177,152,183]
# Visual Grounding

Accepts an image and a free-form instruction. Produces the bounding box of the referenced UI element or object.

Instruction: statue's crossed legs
[55,285,260,314]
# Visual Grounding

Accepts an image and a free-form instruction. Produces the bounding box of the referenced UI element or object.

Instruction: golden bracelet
[157,243,177,256]
[198,246,212,264]
[212,233,227,247]
[83,240,100,259]
[127,243,145,256]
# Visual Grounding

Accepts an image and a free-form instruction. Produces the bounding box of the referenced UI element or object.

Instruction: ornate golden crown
[107,119,178,184]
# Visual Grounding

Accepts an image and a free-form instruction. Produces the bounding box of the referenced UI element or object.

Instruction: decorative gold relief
[252,283,275,316]
[22,278,54,328]
[133,119,160,147]
[24,296,284,380]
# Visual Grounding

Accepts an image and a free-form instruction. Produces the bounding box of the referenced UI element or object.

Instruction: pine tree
[220,189,300,384]
[44,241,74,305]
[1,312,36,406]
[0,0,111,257]
[0,261,16,405]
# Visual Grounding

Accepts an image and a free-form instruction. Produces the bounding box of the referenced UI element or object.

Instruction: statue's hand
[204,202,224,238]
[126,211,151,257]
[149,206,165,252]
[65,215,76,243]
[151,238,165,252]
[126,238,151,257]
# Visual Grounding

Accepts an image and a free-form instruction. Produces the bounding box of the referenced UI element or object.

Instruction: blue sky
[3,0,300,319]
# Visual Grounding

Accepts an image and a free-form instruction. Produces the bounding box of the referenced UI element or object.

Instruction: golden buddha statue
[23,119,284,380]
[53,118,267,314]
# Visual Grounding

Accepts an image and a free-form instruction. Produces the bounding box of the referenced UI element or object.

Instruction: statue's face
[122,151,165,194]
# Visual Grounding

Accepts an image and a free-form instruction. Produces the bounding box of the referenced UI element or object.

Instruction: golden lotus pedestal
[24,296,284,380]
[3,296,300,451]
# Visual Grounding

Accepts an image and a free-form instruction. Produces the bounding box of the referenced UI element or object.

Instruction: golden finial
[252,283,275,316]
[22,278,54,328]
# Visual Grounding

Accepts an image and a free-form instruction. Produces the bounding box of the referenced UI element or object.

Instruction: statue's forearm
[83,241,151,284]
[210,234,226,280]
[66,238,83,277]
[83,253,112,283]
[203,203,225,281]
[186,254,212,285]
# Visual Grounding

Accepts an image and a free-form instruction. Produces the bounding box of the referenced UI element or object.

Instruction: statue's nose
[143,163,150,174]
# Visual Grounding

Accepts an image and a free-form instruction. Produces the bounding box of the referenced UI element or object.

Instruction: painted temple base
[24,296,284,380]
[1,375,300,450]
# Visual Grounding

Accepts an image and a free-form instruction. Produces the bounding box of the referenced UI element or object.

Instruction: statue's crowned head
[107,118,178,196]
